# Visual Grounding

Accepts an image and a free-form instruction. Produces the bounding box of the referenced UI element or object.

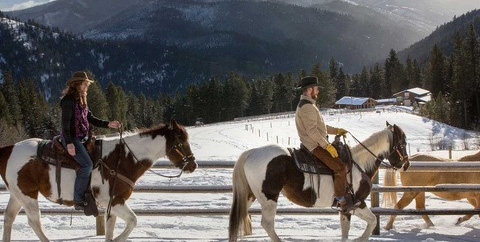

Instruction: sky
[1,107,480,241]
[0,0,56,11]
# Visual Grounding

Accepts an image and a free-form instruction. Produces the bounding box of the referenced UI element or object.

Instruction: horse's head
[164,119,197,173]
[386,121,410,171]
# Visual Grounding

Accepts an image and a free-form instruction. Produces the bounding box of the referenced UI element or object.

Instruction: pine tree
[369,64,383,99]
[248,79,273,115]
[87,82,109,133]
[222,73,249,120]
[426,44,447,98]
[359,67,370,97]
[451,32,468,128]
[272,74,288,113]
[0,91,12,125]
[1,71,22,126]
[464,24,480,128]
[115,85,127,126]
[126,92,139,129]
[206,76,222,123]
[105,82,119,121]
[336,67,349,99]
[285,72,297,111]
[412,59,423,88]
[405,56,415,88]
[384,49,405,96]
[349,74,361,97]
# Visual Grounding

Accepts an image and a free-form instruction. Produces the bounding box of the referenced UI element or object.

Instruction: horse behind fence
[383,151,480,230]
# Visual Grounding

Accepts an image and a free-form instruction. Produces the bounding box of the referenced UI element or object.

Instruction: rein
[348,132,396,170]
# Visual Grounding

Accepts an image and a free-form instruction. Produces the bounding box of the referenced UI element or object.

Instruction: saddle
[37,134,103,211]
[288,135,353,175]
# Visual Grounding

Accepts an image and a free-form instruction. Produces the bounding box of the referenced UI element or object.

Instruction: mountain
[0,15,224,99]
[6,0,424,72]
[397,9,480,65]
[6,0,139,34]
[278,0,480,35]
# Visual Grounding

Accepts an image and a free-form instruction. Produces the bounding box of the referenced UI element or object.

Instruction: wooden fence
[1,161,480,236]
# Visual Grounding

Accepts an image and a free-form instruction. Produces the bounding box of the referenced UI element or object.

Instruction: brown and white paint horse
[0,119,197,242]
[228,122,409,242]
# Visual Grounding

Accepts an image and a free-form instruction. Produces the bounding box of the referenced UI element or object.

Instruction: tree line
[1,24,479,146]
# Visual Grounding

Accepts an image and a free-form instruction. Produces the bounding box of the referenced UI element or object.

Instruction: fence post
[372,172,380,235]
[449,145,452,159]
[96,214,105,235]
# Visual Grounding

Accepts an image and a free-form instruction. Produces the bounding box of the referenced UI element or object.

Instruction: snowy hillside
[0,108,479,241]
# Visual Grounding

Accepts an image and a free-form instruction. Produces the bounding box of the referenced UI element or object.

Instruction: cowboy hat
[67,71,94,86]
[296,76,320,90]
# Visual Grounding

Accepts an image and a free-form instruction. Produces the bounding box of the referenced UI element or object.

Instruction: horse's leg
[2,196,22,242]
[260,200,281,242]
[21,196,49,242]
[385,192,419,230]
[109,204,137,242]
[105,214,117,241]
[352,207,376,242]
[415,192,434,227]
[340,213,351,241]
[456,197,478,225]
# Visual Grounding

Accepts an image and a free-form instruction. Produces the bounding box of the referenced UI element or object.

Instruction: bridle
[388,136,408,165]
[166,134,195,171]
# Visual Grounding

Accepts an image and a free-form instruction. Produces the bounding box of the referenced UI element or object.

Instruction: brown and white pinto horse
[0,119,197,242]
[228,122,409,242]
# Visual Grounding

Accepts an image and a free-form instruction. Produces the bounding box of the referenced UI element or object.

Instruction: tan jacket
[295,95,337,151]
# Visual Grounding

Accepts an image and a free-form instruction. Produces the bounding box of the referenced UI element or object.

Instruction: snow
[1,108,480,241]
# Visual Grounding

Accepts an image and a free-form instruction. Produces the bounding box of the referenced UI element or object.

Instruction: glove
[336,128,348,136]
[325,144,339,158]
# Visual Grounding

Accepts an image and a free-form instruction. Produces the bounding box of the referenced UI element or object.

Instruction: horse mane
[350,128,392,172]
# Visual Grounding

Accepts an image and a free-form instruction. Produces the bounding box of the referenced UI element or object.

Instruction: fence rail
[2,161,480,236]
[2,207,480,216]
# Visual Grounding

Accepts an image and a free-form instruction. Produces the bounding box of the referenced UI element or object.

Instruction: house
[334,96,377,109]
[392,87,431,106]
[376,98,398,106]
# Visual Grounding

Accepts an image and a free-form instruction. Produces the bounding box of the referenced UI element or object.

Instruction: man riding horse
[294,76,354,213]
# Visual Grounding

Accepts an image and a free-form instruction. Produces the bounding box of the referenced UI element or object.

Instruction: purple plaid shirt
[74,101,89,139]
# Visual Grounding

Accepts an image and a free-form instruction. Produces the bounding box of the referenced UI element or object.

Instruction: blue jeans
[62,137,93,202]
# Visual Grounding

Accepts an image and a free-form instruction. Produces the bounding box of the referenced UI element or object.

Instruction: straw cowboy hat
[296,76,320,90]
[67,71,94,86]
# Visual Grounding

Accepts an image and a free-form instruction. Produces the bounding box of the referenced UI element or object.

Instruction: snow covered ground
[1,108,480,241]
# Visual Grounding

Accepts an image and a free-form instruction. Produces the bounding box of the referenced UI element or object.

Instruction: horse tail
[382,168,398,208]
[229,150,252,242]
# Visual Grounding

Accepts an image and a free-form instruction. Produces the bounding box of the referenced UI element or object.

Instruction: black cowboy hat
[296,76,320,90]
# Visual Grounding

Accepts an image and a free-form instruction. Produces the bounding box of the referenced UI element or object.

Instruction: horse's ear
[170,119,178,129]
[386,121,394,132]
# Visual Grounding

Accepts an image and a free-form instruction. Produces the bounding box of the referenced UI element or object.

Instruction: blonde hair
[61,81,91,107]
